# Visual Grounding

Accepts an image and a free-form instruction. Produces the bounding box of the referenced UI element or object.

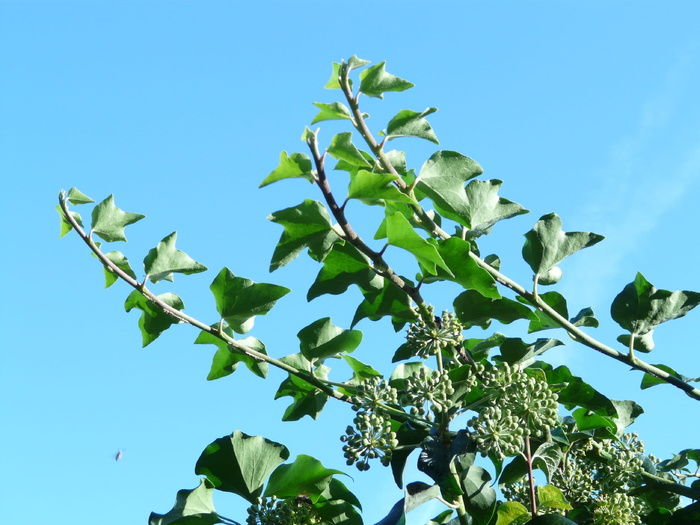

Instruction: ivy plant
[58,57,700,525]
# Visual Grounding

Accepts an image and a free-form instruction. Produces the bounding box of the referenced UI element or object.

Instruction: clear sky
[2,1,700,524]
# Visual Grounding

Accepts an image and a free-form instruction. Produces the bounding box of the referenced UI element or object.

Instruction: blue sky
[2,1,700,524]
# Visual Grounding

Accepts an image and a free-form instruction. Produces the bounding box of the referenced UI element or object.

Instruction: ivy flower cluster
[467,363,559,458]
[246,496,319,525]
[406,307,464,359]
[341,377,399,471]
[402,368,455,422]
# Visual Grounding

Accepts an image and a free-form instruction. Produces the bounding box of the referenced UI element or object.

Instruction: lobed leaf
[416,151,484,228]
[348,171,418,205]
[385,210,451,276]
[143,232,208,283]
[522,213,603,277]
[102,251,137,288]
[210,268,290,334]
[194,431,289,504]
[328,132,373,168]
[311,101,353,124]
[148,479,223,525]
[264,454,344,501]
[307,241,383,301]
[268,199,341,271]
[454,290,536,329]
[351,277,416,328]
[275,361,331,421]
[298,317,362,363]
[463,179,528,238]
[91,195,145,242]
[358,61,414,98]
[498,338,564,366]
[432,237,500,298]
[124,291,184,347]
[495,501,530,525]
[194,327,268,380]
[385,107,439,144]
[56,205,83,238]
[611,272,700,342]
[259,151,314,188]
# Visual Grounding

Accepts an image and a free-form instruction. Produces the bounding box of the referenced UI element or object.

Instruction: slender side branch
[58,192,348,403]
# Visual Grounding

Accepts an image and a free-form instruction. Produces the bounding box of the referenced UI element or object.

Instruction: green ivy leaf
[611,272,700,343]
[148,479,223,525]
[570,307,599,329]
[210,268,290,334]
[143,232,208,283]
[124,291,184,347]
[56,205,83,238]
[298,317,362,363]
[461,465,497,524]
[327,132,372,168]
[385,108,439,144]
[537,484,572,511]
[610,399,644,436]
[342,355,382,382]
[416,150,484,227]
[307,241,383,301]
[496,501,530,525]
[463,179,528,237]
[572,407,616,432]
[640,364,699,390]
[194,431,289,504]
[268,199,341,271]
[264,455,344,501]
[348,171,418,205]
[311,102,353,124]
[358,61,414,98]
[454,290,535,329]
[498,338,564,366]
[66,187,94,205]
[385,210,451,276]
[259,151,314,188]
[431,237,499,298]
[90,195,145,242]
[522,213,604,277]
[275,354,330,421]
[102,251,137,288]
[541,364,616,415]
[351,277,416,328]
[194,327,268,380]
[516,292,568,333]
[532,444,564,486]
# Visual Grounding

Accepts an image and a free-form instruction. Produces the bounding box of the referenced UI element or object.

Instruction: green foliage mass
[59,57,700,525]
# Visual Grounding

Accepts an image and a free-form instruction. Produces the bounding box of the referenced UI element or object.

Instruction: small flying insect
[115,449,124,462]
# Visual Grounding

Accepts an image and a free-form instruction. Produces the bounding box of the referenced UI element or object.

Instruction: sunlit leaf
[351,276,416,328]
[359,61,414,98]
[91,195,145,242]
[460,465,497,524]
[311,102,352,124]
[454,290,535,329]
[348,170,418,205]
[463,179,528,237]
[56,205,82,237]
[102,251,137,288]
[298,317,362,363]
[327,132,373,167]
[416,150,484,227]
[194,431,289,504]
[385,210,451,276]
[264,454,344,501]
[498,338,564,366]
[148,479,223,525]
[124,291,184,347]
[432,237,499,298]
[275,354,330,421]
[210,268,290,334]
[259,151,314,187]
[143,232,208,283]
[522,213,603,277]
[66,187,94,205]
[495,501,530,525]
[194,327,268,380]
[611,272,700,343]
[268,199,341,271]
[385,107,439,144]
